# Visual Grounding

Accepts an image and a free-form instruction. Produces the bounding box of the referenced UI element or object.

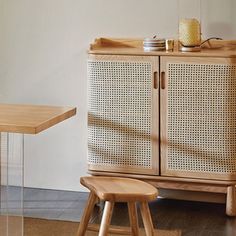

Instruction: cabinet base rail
[89,171,236,216]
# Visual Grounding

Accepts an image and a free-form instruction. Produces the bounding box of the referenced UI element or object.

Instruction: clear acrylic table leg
[0,132,24,236]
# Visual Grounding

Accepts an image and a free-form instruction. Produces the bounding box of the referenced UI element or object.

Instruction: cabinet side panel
[88,56,157,174]
[162,57,236,180]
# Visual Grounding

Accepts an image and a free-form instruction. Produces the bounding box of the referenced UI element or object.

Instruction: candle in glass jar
[179,18,201,47]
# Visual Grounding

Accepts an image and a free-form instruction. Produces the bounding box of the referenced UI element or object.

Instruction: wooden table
[0,104,76,236]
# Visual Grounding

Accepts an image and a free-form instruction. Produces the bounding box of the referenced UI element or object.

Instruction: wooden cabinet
[87,38,236,216]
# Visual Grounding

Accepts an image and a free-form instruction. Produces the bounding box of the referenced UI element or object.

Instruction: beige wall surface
[0,0,235,191]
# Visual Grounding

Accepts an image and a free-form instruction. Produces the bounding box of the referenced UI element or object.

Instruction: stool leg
[98,201,114,236]
[76,191,97,236]
[128,202,139,236]
[140,201,154,236]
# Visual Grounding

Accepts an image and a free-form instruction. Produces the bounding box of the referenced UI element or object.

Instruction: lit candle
[179,18,201,47]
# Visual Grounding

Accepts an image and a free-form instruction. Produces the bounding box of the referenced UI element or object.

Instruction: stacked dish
[143,38,166,51]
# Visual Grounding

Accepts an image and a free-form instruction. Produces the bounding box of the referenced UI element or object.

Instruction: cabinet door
[88,55,159,175]
[160,57,236,180]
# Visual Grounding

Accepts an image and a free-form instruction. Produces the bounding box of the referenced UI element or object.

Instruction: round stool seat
[81,176,158,202]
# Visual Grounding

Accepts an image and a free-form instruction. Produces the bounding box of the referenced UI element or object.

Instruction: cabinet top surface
[0,104,76,134]
[88,38,236,58]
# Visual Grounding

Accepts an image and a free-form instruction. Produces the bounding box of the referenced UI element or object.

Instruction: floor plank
[22,187,236,236]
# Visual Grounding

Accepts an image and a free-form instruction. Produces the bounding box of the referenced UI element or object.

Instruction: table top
[0,104,76,134]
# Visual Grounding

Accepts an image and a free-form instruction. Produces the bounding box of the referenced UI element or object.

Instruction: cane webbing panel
[167,63,236,174]
[88,59,152,170]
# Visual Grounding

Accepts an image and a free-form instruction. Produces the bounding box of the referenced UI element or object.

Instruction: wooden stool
[77,176,158,236]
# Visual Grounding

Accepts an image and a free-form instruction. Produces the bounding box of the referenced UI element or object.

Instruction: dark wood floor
[22,187,236,236]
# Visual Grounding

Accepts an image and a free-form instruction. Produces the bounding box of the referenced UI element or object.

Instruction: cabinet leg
[226,185,236,216]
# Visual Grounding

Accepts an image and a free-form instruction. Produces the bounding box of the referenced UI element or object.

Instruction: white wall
[0,0,235,192]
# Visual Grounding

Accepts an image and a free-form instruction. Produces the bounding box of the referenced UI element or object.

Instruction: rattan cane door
[160,57,236,180]
[88,55,159,174]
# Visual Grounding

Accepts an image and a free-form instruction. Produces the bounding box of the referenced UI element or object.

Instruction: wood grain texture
[140,201,155,236]
[22,188,230,235]
[0,104,76,134]
[76,192,97,236]
[89,171,236,186]
[128,202,140,236]
[98,201,114,236]
[87,224,180,236]
[226,185,236,216]
[89,38,236,58]
[80,176,158,202]
[149,181,227,193]
[80,176,157,235]
[87,224,132,235]
[23,217,181,235]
